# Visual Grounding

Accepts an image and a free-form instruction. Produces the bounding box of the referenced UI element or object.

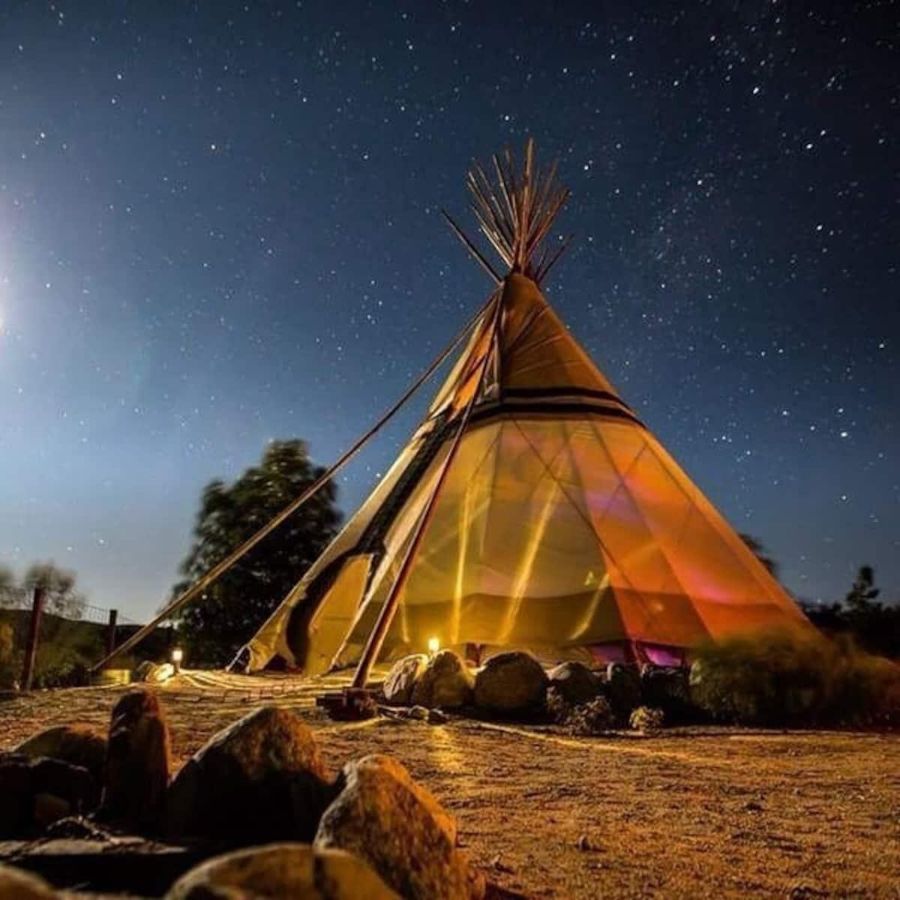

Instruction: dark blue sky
[1,1,897,621]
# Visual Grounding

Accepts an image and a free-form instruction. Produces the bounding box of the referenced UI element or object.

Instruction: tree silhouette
[845,565,880,611]
[172,440,341,666]
[738,533,780,579]
[22,562,86,618]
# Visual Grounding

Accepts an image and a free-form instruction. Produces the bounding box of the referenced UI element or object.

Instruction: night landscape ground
[2,673,898,899]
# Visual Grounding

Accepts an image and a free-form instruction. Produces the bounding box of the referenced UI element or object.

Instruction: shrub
[0,622,17,688]
[566,696,615,736]
[629,706,665,734]
[690,630,900,728]
[545,685,571,724]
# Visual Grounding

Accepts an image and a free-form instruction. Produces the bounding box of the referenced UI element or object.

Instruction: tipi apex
[240,140,809,685]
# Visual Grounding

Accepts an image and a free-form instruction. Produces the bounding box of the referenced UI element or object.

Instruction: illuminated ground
[2,672,898,898]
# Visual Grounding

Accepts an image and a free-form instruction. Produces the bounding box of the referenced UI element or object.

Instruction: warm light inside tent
[171,647,184,671]
[427,636,440,656]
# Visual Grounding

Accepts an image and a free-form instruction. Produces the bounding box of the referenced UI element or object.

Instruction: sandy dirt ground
[1,671,898,899]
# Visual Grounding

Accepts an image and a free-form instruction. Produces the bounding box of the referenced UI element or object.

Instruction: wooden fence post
[105,608,118,664]
[20,586,46,691]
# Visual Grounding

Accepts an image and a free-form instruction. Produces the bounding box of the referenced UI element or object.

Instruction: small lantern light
[427,636,440,657]
[171,647,184,673]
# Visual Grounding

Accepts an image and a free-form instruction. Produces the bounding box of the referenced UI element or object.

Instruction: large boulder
[0,863,57,900]
[547,661,602,706]
[0,753,98,838]
[165,706,331,844]
[167,843,399,900]
[605,663,642,723]
[473,652,548,715]
[100,688,171,831]
[15,723,108,783]
[383,654,428,705]
[315,754,483,900]
[0,755,37,838]
[411,650,474,709]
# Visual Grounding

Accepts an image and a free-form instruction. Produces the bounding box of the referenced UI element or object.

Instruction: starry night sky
[1,2,897,622]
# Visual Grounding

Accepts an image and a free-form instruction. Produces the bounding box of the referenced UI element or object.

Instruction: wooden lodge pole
[20,586,46,691]
[105,608,118,664]
[350,289,505,690]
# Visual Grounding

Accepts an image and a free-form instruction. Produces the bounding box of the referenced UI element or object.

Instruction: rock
[44,815,115,841]
[427,708,449,725]
[100,688,171,831]
[576,834,594,852]
[148,663,175,683]
[315,754,483,900]
[0,755,33,838]
[30,757,98,813]
[0,863,57,899]
[411,650,474,709]
[167,843,399,900]
[15,724,108,783]
[408,705,430,720]
[545,685,570,724]
[566,696,615,736]
[640,666,694,723]
[547,661,602,706]
[0,754,96,839]
[605,664,641,723]
[383,654,428,705]
[132,660,155,681]
[628,706,665,735]
[165,705,331,844]
[33,793,71,829]
[1,837,208,896]
[133,661,175,684]
[473,652,548,715]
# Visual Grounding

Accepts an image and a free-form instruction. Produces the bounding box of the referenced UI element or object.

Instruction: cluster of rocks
[1,691,174,847]
[383,649,549,717]
[382,649,689,733]
[0,690,487,899]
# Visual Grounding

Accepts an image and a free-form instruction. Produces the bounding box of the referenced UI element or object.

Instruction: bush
[0,622,17,688]
[566,696,615,736]
[545,685,571,724]
[690,630,900,728]
[629,706,665,734]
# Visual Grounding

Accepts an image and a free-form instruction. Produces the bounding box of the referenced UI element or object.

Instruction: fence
[0,586,148,690]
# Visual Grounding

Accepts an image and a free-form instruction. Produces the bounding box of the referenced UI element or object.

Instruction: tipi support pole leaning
[350,288,505,689]
[20,586,46,691]
[89,297,493,673]
[104,608,118,665]
[441,210,501,285]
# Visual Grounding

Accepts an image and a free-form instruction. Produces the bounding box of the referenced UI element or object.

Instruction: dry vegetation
[2,672,898,899]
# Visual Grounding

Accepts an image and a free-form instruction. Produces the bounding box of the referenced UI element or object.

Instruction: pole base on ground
[316,688,379,721]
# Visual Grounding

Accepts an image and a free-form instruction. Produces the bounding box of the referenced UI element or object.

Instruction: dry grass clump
[564,696,616,736]
[690,630,900,728]
[629,706,665,735]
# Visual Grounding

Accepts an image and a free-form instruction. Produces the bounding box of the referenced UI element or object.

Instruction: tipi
[238,142,808,683]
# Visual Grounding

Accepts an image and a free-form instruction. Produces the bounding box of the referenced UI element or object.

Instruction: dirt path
[2,676,898,898]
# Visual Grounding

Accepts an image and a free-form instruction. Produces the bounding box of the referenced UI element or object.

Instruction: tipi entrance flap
[304,553,373,676]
